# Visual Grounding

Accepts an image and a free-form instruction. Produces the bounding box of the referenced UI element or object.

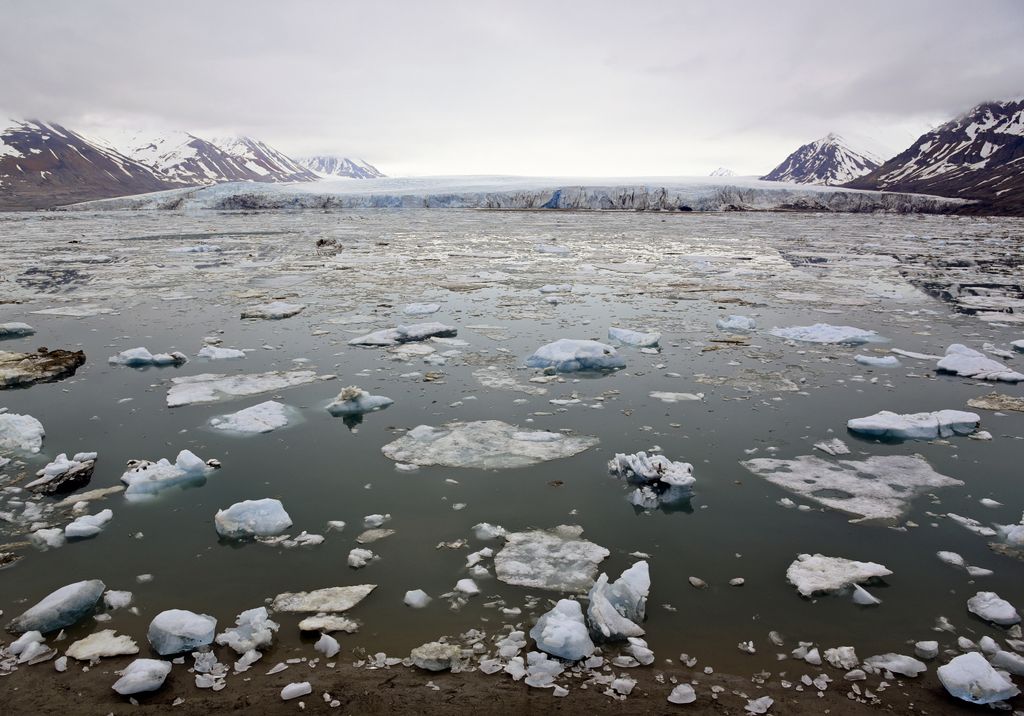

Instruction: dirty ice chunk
[0,322,35,338]
[786,553,891,597]
[530,599,594,661]
[587,561,649,641]
[967,591,1020,626]
[937,652,1020,704]
[271,585,376,613]
[120,450,216,499]
[864,653,926,677]
[66,629,139,660]
[7,579,105,634]
[215,607,279,654]
[65,509,113,539]
[147,610,217,655]
[112,658,173,695]
[716,315,756,331]
[348,322,457,347]
[209,401,296,434]
[404,589,431,608]
[608,327,661,348]
[197,346,246,360]
[411,641,462,671]
[741,454,961,522]
[166,370,321,407]
[847,410,980,440]
[26,451,97,494]
[108,347,188,367]
[855,355,900,368]
[215,498,292,539]
[526,339,625,373]
[609,452,695,489]
[769,324,881,345]
[0,348,86,387]
[937,344,1024,383]
[326,386,394,416]
[494,525,609,592]
[381,420,598,469]
[403,303,440,316]
[241,302,306,320]
[0,412,45,453]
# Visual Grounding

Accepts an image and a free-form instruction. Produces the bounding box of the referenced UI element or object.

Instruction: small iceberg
[25,452,97,495]
[786,553,891,597]
[120,450,218,500]
[526,339,625,373]
[167,370,321,407]
[148,609,217,655]
[937,652,1020,704]
[326,386,394,417]
[609,452,695,509]
[0,322,35,339]
[209,401,296,435]
[7,579,106,634]
[769,323,881,345]
[937,344,1024,383]
[847,409,980,440]
[348,322,457,347]
[112,658,173,695]
[587,561,649,641]
[215,498,293,539]
[608,327,661,348]
[240,302,306,319]
[530,599,594,661]
[108,347,187,367]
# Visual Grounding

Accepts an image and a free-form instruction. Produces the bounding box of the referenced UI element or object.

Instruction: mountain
[298,155,385,179]
[709,167,736,177]
[761,133,881,185]
[846,99,1024,213]
[209,136,317,182]
[0,119,181,210]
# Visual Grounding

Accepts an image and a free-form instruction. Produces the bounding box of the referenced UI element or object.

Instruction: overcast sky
[3,0,1022,176]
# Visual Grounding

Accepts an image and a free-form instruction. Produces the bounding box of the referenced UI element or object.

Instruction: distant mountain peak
[298,155,385,179]
[761,134,881,185]
[709,167,736,177]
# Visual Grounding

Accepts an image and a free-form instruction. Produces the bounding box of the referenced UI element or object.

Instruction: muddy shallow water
[0,209,1022,710]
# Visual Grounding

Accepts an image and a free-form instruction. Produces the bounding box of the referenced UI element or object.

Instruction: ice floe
[209,401,296,434]
[166,370,322,407]
[608,327,660,348]
[271,585,376,613]
[7,579,106,634]
[148,609,217,655]
[197,345,246,360]
[403,303,440,315]
[108,347,187,367]
[525,339,625,372]
[120,449,218,500]
[967,591,1020,626]
[936,344,1024,383]
[326,386,394,416]
[26,451,97,494]
[786,553,891,597]
[846,409,980,440]
[530,599,595,661]
[769,323,881,344]
[381,420,599,469]
[0,412,45,453]
[494,525,609,592]
[215,498,293,539]
[240,301,306,319]
[348,322,457,346]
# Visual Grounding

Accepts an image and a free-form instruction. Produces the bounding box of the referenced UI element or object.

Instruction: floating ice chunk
[948,513,998,537]
[494,525,609,592]
[30,528,66,550]
[10,630,44,656]
[587,561,649,641]
[847,409,980,440]
[455,578,480,595]
[297,615,359,633]
[104,590,133,610]
[403,303,440,315]
[108,347,188,367]
[404,589,431,608]
[65,509,113,539]
[121,450,217,500]
[0,412,45,453]
[147,610,216,655]
[348,548,376,568]
[0,322,35,338]
[209,401,296,434]
[197,345,246,360]
[381,420,598,469]
[410,641,462,671]
[609,452,695,490]
[272,585,376,613]
[281,682,313,700]
[668,683,697,704]
[716,315,756,331]
[608,327,661,348]
[66,629,139,661]
[741,454,961,523]
[786,553,891,597]
[813,438,849,456]
[649,391,704,403]
[526,339,625,373]
[166,370,321,407]
[215,607,279,654]
[851,584,881,606]
[473,522,506,540]
[26,451,97,494]
[915,641,939,659]
[864,653,926,677]
[938,652,1019,704]
[769,324,881,345]
[215,498,292,539]
[991,650,1024,676]
[967,591,1020,626]
[530,599,594,661]
[241,302,306,320]
[112,658,173,695]
[937,344,1024,383]
[349,322,457,346]
[326,386,394,416]
[855,355,900,368]
[315,633,340,658]
[7,579,105,633]
[745,695,774,714]
[535,244,570,255]
[539,283,572,293]
[824,646,859,669]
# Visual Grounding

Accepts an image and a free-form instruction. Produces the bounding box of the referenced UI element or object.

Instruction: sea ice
[609,452,695,508]
[769,324,881,344]
[215,607,279,653]
[271,585,376,612]
[147,610,217,655]
[215,498,292,539]
[120,449,216,499]
[494,525,609,592]
[65,509,113,539]
[967,591,1020,626]
[241,302,306,319]
[525,339,625,372]
[716,315,756,331]
[403,303,440,315]
[846,409,980,440]
[937,344,1024,383]
[7,579,105,633]
[0,412,45,453]
[209,401,295,434]
[937,652,1020,704]
[854,355,900,368]
[326,386,394,416]
[741,454,961,522]
[786,553,891,597]
[197,345,246,360]
[348,322,457,346]
[166,370,321,407]
[66,629,139,660]
[0,322,35,338]
[530,599,595,661]
[25,451,96,494]
[112,658,173,695]
[108,347,187,367]
[587,561,649,641]
[381,420,598,469]
[608,327,661,348]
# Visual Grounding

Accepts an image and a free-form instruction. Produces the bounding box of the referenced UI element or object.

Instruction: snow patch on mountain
[298,156,385,179]
[761,133,881,185]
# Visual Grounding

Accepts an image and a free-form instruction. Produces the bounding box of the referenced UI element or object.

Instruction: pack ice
[148,609,217,655]
[120,450,217,500]
[7,579,106,634]
[938,652,1020,704]
[381,420,598,469]
[846,410,980,440]
[769,323,881,344]
[937,344,1024,382]
[525,339,625,372]
[215,498,292,539]
[209,401,296,434]
[741,454,962,522]
[348,322,457,346]
[786,554,891,597]
[494,525,609,592]
[166,370,322,407]
[108,347,187,367]
[0,412,45,453]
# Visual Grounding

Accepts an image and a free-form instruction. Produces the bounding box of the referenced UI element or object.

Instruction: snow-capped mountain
[298,155,385,179]
[761,134,881,185]
[847,99,1024,212]
[0,119,180,210]
[709,167,736,177]
[209,136,317,182]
